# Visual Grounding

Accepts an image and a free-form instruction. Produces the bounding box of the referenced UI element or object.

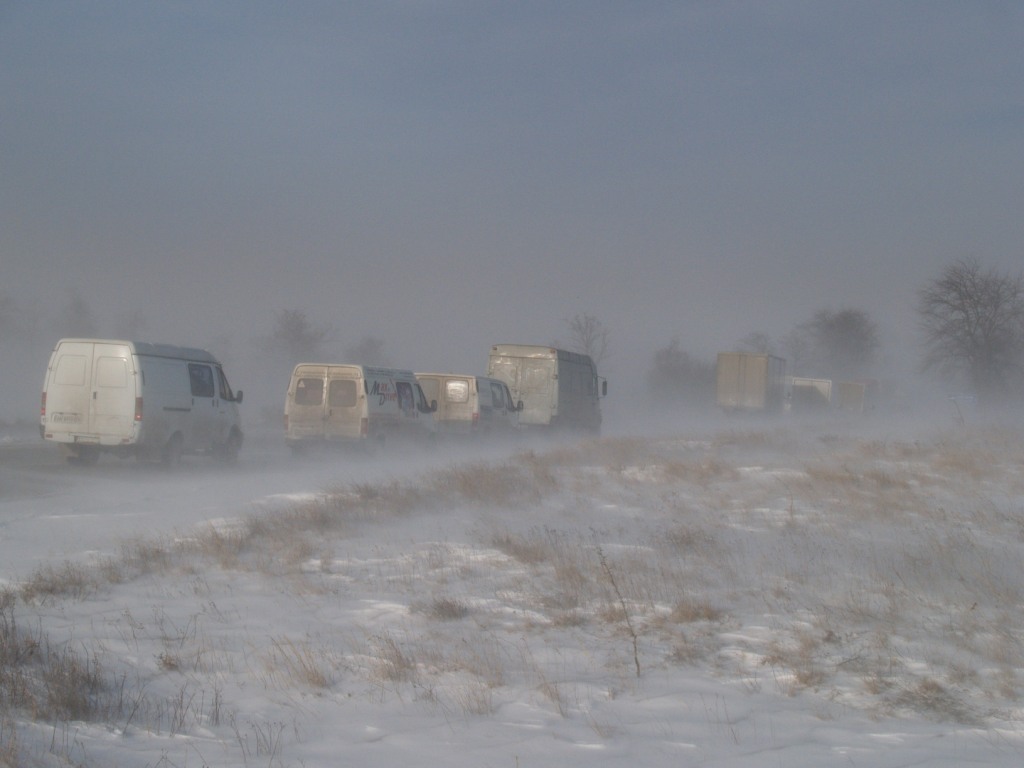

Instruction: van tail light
[283,414,289,431]
[472,411,479,427]
[41,392,47,418]
[135,397,143,421]
[360,417,368,437]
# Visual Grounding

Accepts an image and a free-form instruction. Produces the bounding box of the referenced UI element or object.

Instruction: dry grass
[431,461,554,505]
[414,597,471,621]
[18,562,97,604]
[669,599,725,624]
[261,636,334,689]
[369,631,418,684]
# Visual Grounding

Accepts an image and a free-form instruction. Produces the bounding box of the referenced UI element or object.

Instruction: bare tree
[735,332,776,356]
[265,310,331,366]
[792,308,879,379]
[646,337,715,404]
[780,327,812,373]
[56,291,99,338]
[112,309,149,340]
[564,313,609,365]
[344,335,390,367]
[917,258,1024,401]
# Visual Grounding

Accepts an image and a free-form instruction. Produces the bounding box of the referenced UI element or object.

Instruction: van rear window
[445,380,469,403]
[295,378,324,406]
[55,355,87,386]
[328,379,357,407]
[96,357,128,388]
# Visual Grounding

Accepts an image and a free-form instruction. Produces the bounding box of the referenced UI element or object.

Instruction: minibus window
[188,364,215,398]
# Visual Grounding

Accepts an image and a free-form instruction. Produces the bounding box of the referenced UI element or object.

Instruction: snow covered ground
[3,415,1024,767]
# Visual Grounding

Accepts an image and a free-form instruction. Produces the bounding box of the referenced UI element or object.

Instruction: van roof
[56,338,219,364]
[292,363,417,378]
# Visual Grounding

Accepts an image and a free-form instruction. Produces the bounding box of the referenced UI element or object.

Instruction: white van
[487,344,606,434]
[40,338,244,465]
[284,364,436,452]
[415,373,521,437]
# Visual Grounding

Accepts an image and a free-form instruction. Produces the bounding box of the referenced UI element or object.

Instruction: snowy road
[0,428,521,584]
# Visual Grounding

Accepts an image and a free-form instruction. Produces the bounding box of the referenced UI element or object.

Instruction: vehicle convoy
[415,372,522,437]
[284,364,436,452]
[486,344,605,433]
[40,338,244,465]
[715,352,786,413]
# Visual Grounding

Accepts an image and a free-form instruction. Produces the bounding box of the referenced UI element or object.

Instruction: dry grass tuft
[490,529,551,565]
[432,461,550,506]
[36,641,109,723]
[19,562,97,604]
[669,599,725,624]
[370,632,418,684]
[420,597,470,621]
[261,637,334,689]
[894,677,981,724]
[661,458,738,485]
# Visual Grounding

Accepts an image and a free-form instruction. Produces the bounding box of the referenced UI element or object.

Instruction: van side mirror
[235,390,244,404]
[516,400,524,412]
[430,399,438,413]
[601,381,607,397]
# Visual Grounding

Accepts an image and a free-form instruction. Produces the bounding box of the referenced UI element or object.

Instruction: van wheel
[218,431,242,464]
[161,435,183,467]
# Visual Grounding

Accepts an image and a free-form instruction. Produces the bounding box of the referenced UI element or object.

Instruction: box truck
[284,364,436,453]
[40,338,243,465]
[415,373,521,437]
[486,344,605,433]
[715,352,786,413]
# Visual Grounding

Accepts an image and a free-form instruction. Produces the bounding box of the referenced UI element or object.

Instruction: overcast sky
[3,2,1024,412]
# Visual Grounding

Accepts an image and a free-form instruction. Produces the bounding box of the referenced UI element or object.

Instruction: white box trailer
[284,364,436,452]
[486,344,605,434]
[835,380,878,413]
[415,373,521,437]
[716,352,786,413]
[787,377,833,411]
[40,338,243,465]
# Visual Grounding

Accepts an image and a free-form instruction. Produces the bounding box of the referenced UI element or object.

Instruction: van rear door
[324,366,363,439]
[287,365,328,439]
[45,341,93,439]
[45,341,136,442]
[92,347,136,438]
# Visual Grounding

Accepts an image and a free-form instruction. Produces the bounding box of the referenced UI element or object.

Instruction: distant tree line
[262,309,391,368]
[645,258,1024,408]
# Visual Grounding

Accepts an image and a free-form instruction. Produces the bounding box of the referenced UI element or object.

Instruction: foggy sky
[3,2,1024,417]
